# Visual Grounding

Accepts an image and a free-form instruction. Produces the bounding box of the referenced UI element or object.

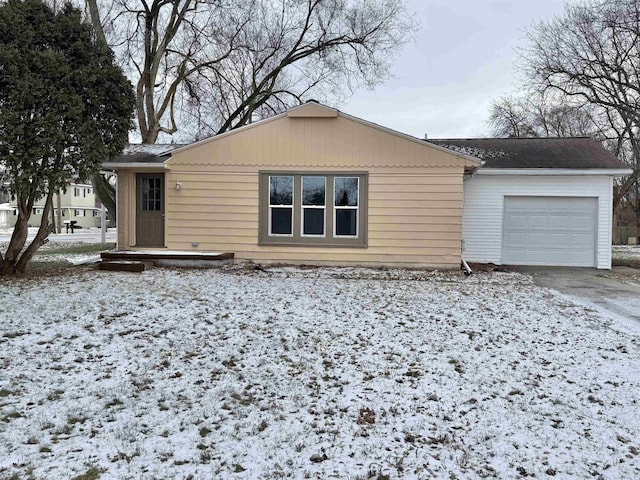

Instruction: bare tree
[488,94,604,139]
[488,95,539,138]
[521,0,640,206]
[83,0,414,143]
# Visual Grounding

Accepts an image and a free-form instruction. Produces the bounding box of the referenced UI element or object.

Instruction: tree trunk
[3,202,30,265]
[612,207,621,245]
[15,190,54,273]
[86,0,107,48]
[92,174,116,222]
[141,128,160,144]
[49,194,56,233]
[0,258,17,275]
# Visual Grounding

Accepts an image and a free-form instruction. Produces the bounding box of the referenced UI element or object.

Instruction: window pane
[302,176,325,206]
[336,209,357,236]
[270,176,293,205]
[141,178,163,211]
[335,177,358,206]
[271,208,292,234]
[303,209,324,235]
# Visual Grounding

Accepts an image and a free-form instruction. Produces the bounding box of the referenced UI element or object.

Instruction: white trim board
[103,163,168,169]
[477,168,632,176]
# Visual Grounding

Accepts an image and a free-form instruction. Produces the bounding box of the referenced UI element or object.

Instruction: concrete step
[101,251,234,268]
[98,260,145,272]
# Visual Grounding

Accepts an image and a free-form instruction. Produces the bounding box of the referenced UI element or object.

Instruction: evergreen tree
[0,0,134,274]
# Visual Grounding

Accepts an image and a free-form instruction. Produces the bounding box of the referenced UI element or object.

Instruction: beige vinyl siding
[116,170,132,249]
[116,106,475,267]
[167,115,475,169]
[163,167,463,268]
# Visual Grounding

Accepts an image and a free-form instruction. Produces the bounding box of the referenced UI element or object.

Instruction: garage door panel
[529,215,549,228]
[502,247,525,262]
[528,232,548,245]
[571,232,594,245]
[502,196,596,267]
[548,232,570,245]
[549,215,570,228]
[504,232,528,245]
[504,214,527,228]
[569,215,593,229]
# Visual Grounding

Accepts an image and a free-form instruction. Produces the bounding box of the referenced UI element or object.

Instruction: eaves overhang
[476,168,633,177]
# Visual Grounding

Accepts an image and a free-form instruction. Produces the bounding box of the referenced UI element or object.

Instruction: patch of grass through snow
[35,243,115,256]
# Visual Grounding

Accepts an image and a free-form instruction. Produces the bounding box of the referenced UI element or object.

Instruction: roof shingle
[428,137,628,170]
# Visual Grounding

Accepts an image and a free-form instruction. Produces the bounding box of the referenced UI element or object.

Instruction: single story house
[104,101,630,269]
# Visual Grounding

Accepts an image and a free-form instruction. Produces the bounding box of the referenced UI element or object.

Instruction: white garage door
[502,196,597,267]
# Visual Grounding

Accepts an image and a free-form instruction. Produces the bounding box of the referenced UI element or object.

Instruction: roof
[108,144,186,165]
[428,137,628,170]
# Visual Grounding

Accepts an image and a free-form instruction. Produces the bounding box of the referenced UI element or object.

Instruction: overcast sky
[344,0,567,139]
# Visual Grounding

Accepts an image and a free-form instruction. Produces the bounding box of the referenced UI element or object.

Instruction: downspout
[461,161,485,275]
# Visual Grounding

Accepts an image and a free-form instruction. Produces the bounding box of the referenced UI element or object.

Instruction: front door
[136,173,165,247]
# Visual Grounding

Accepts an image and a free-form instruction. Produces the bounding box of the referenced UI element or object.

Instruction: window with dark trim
[259,172,367,247]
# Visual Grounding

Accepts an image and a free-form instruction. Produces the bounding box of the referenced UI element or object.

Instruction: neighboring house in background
[7,181,102,229]
[103,101,631,269]
[0,203,14,228]
[0,189,12,229]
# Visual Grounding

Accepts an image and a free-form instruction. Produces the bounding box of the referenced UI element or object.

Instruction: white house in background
[430,138,632,269]
[0,203,14,228]
[7,181,101,229]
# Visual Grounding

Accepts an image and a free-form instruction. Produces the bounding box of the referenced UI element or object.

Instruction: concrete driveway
[516,266,640,326]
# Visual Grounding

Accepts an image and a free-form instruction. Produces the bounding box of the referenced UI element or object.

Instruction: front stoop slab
[101,251,234,269]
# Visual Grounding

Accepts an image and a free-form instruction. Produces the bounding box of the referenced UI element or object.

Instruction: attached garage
[502,196,597,267]
[430,138,632,269]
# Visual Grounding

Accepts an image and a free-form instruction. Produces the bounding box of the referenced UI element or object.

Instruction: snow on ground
[32,253,102,265]
[1,267,640,480]
[613,245,640,262]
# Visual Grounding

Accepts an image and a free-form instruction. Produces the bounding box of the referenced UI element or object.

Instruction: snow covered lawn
[1,267,639,479]
[613,245,640,263]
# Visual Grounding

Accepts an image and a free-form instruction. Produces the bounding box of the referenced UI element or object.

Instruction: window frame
[140,176,162,212]
[301,176,326,238]
[333,176,360,239]
[268,175,294,237]
[259,171,367,248]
